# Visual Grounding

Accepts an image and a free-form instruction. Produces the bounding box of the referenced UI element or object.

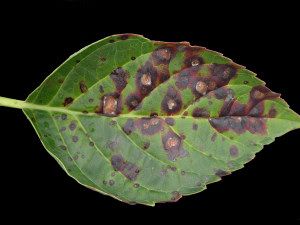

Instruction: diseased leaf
[0,33,300,206]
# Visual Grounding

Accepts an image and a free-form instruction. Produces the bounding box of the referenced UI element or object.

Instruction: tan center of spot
[166,137,179,148]
[167,99,176,110]
[141,74,152,86]
[195,81,208,94]
[103,96,117,115]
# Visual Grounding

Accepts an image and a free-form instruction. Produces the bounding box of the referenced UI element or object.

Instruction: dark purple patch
[82,110,88,114]
[79,81,88,93]
[137,117,163,135]
[136,61,158,96]
[122,119,136,135]
[63,97,73,106]
[211,133,217,142]
[192,107,210,118]
[210,64,237,84]
[229,145,239,157]
[165,117,175,126]
[192,123,198,130]
[110,67,129,93]
[161,86,182,115]
[162,131,188,161]
[111,154,140,181]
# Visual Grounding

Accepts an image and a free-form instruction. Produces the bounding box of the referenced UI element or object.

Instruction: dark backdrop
[0,1,299,223]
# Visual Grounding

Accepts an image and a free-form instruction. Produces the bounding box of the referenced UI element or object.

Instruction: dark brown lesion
[136,117,164,135]
[111,154,140,181]
[161,86,182,115]
[110,67,130,93]
[79,81,88,93]
[162,131,188,161]
[96,93,122,116]
[63,97,74,107]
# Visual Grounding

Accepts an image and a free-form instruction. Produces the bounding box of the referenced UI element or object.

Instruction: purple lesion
[111,154,140,181]
[162,131,188,161]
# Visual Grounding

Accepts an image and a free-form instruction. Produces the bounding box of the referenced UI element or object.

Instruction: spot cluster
[162,131,188,161]
[111,154,140,181]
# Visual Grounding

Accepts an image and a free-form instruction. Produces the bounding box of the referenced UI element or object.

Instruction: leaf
[0,33,300,206]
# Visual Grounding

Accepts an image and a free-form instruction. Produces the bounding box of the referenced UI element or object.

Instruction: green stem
[0,96,29,109]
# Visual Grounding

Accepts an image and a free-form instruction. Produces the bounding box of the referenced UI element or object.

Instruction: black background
[0,0,299,223]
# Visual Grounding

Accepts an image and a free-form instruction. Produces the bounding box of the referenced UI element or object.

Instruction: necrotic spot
[110,67,129,92]
[138,117,163,135]
[211,133,217,142]
[79,81,88,93]
[126,94,141,110]
[69,121,77,131]
[162,131,188,161]
[215,169,230,177]
[99,85,104,93]
[161,87,182,115]
[143,141,150,150]
[61,114,67,120]
[63,97,73,106]
[111,154,140,181]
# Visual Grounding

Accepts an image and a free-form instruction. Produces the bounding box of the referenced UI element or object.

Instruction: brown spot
[122,119,136,135]
[243,80,249,84]
[63,97,73,106]
[131,56,136,60]
[268,105,277,118]
[89,142,94,147]
[230,145,239,157]
[88,98,94,103]
[133,183,140,188]
[162,131,188,161]
[111,155,140,181]
[195,81,208,95]
[165,117,175,126]
[137,117,163,135]
[153,48,172,62]
[111,172,116,176]
[110,67,129,93]
[181,171,186,175]
[192,107,210,118]
[215,169,230,177]
[161,87,182,115]
[211,133,217,142]
[79,81,88,93]
[150,112,158,117]
[75,59,80,64]
[171,191,182,202]
[103,95,118,116]
[108,180,115,186]
[183,111,188,116]
[72,136,79,143]
[109,39,115,43]
[192,123,198,130]
[103,180,107,185]
[82,110,88,114]
[60,127,66,132]
[143,141,150,150]
[141,73,152,86]
[126,94,141,110]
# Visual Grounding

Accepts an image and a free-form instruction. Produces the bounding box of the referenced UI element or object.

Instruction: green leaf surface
[1,33,300,206]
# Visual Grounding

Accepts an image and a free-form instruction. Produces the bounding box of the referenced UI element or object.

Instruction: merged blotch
[111,154,140,181]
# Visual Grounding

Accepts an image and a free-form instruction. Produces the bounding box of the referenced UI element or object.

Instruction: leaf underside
[23,34,300,206]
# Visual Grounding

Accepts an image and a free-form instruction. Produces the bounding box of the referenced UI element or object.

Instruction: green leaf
[1,33,300,206]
